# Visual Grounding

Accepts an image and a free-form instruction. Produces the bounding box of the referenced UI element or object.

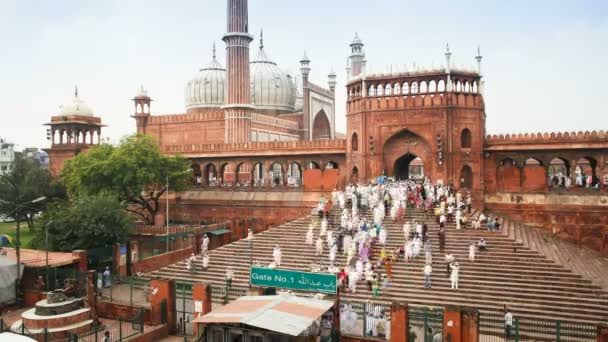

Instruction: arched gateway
[394,154,424,180]
[383,129,431,179]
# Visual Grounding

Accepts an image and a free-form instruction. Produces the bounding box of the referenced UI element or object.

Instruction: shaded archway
[351,132,359,151]
[287,162,302,187]
[325,161,339,170]
[461,165,473,189]
[306,161,321,170]
[312,110,331,140]
[235,163,251,186]
[351,166,359,183]
[394,153,424,180]
[204,163,218,186]
[383,129,430,180]
[220,163,234,185]
[252,162,264,186]
[269,163,284,186]
[191,163,202,185]
[575,157,597,187]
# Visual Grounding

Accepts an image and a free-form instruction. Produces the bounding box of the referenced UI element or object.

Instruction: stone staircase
[495,214,608,292]
[147,207,608,327]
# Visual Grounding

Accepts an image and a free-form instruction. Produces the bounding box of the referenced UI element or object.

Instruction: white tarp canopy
[0,256,22,304]
[0,332,37,341]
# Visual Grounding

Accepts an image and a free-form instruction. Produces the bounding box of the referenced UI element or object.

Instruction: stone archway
[382,129,430,179]
[394,153,424,180]
[312,110,331,140]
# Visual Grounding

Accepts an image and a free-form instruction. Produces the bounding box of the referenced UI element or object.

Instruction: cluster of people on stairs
[294,177,501,295]
[182,177,501,304]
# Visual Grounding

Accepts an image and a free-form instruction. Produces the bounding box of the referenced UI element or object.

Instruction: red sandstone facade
[43,1,608,256]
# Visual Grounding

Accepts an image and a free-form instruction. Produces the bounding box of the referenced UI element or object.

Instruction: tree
[31,193,134,251]
[0,155,62,230]
[62,135,191,224]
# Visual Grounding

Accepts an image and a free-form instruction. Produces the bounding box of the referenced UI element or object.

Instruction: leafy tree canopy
[0,155,64,230]
[62,135,191,224]
[31,193,134,251]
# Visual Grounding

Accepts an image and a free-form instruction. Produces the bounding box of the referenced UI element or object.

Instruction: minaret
[349,33,366,78]
[445,43,453,92]
[223,0,254,143]
[328,68,337,93]
[475,46,484,95]
[475,46,483,75]
[132,86,151,135]
[300,51,311,140]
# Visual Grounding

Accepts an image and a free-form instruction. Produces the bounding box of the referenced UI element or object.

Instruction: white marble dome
[185,42,297,113]
[59,90,94,117]
[185,51,226,110]
[250,47,296,113]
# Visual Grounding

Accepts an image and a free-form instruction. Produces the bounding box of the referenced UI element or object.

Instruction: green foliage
[62,134,191,224]
[0,154,64,230]
[31,193,134,251]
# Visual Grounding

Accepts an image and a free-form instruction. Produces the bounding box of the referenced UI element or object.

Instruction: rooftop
[1,248,80,268]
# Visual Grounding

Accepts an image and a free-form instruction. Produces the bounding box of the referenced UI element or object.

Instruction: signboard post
[250,267,337,294]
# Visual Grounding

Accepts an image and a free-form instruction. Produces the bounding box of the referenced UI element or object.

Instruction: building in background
[22,148,49,169]
[43,88,104,178]
[0,137,15,175]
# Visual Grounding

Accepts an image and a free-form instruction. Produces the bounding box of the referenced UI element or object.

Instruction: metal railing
[0,308,144,341]
[478,312,598,342]
[97,274,150,306]
[136,232,194,261]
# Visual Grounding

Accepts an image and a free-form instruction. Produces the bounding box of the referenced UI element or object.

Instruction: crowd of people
[281,177,500,296]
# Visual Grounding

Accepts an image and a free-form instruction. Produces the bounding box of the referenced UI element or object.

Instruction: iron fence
[176,282,194,336]
[407,306,444,342]
[0,308,144,341]
[97,274,150,306]
[0,281,16,305]
[136,232,194,260]
[340,300,391,340]
[478,312,598,342]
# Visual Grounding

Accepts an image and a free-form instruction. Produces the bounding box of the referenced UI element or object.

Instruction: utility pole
[165,175,169,253]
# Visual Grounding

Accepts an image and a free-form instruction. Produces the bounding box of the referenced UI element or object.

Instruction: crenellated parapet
[486,130,608,146]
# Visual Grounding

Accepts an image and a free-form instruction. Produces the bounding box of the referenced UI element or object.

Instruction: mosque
[44,0,608,257]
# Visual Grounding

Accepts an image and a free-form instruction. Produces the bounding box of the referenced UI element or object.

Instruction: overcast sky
[1,0,606,149]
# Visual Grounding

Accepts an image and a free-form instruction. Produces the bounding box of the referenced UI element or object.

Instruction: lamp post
[246,229,253,288]
[0,196,47,301]
[45,219,53,291]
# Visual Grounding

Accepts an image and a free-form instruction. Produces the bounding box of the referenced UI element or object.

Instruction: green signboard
[250,267,337,294]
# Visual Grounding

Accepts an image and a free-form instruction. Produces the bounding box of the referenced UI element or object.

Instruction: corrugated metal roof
[195,294,334,336]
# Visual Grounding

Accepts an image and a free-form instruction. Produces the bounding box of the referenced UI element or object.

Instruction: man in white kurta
[316,237,324,256]
[450,263,460,289]
[273,245,282,266]
[306,227,314,245]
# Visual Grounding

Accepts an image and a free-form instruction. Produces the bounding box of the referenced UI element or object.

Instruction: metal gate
[175,282,194,336]
[407,306,443,342]
[478,312,598,342]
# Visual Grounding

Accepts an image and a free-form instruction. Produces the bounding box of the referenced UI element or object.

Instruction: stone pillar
[461,308,479,342]
[149,278,176,332]
[192,283,211,336]
[72,249,88,273]
[444,306,462,342]
[86,270,98,322]
[390,302,408,342]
